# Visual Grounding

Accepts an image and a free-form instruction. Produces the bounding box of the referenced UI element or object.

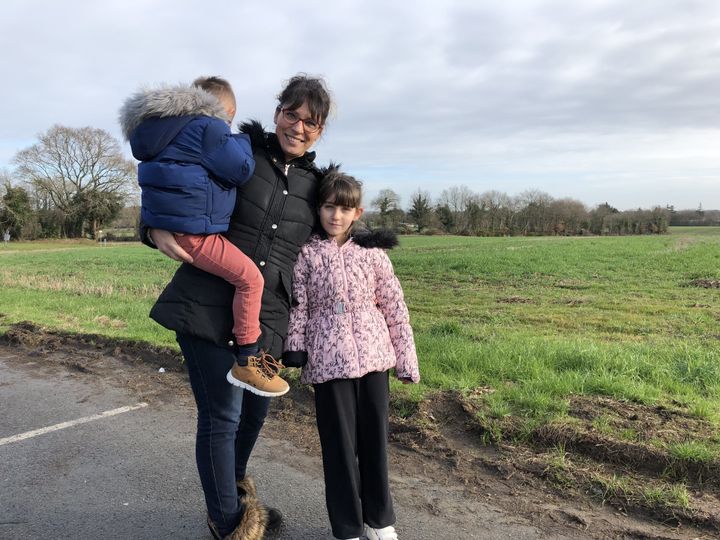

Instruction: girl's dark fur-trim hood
[311,228,398,250]
[352,228,398,249]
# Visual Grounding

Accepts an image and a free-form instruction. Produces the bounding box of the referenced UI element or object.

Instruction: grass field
[397,228,720,417]
[1,228,719,433]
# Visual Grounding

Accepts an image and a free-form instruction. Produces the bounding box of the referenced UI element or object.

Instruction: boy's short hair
[193,76,235,102]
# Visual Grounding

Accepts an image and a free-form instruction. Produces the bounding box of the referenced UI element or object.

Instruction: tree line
[1,125,715,241]
[366,187,714,236]
[666,205,720,227]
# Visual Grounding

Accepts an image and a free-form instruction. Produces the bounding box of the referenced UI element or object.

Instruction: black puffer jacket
[149,121,327,357]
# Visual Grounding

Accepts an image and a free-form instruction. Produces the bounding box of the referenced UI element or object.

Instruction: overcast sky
[1,0,718,210]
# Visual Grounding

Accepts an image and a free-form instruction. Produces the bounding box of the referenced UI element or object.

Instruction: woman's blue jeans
[176,333,271,533]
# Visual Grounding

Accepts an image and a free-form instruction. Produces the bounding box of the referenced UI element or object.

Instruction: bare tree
[13,125,135,237]
[548,198,588,235]
[516,189,554,234]
[438,185,473,213]
[438,185,475,232]
[371,189,401,229]
[464,194,484,235]
[478,190,516,235]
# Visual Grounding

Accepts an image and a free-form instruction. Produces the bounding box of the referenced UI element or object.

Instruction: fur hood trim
[119,84,226,140]
[310,228,398,249]
[352,228,398,249]
[239,120,267,149]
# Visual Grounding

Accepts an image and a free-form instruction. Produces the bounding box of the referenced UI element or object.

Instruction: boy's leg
[357,371,396,529]
[314,379,365,540]
[174,234,288,397]
[174,233,263,345]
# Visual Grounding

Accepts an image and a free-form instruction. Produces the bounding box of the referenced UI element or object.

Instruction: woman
[146,74,332,540]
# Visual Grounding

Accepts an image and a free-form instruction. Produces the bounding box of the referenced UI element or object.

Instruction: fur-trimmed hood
[352,228,398,249]
[119,84,227,141]
[310,228,398,250]
[238,120,268,150]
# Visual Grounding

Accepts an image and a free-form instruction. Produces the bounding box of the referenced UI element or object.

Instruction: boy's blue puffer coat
[119,85,254,234]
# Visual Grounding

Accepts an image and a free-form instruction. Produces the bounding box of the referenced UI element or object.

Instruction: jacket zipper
[255,160,290,261]
[337,242,360,373]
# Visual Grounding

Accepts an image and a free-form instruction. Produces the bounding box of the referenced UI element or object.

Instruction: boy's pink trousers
[175,233,263,345]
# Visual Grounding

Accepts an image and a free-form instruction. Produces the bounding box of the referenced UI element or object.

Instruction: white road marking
[0,402,149,446]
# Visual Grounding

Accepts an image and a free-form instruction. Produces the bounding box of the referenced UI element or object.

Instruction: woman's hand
[149,228,193,263]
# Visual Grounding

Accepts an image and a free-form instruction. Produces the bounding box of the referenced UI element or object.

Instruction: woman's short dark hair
[277,74,332,125]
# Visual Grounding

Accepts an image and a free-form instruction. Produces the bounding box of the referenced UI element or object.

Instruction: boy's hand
[149,228,193,263]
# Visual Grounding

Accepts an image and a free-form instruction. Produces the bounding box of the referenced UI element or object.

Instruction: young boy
[119,76,289,397]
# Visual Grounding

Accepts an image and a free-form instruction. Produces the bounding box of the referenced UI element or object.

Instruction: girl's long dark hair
[318,171,362,209]
[317,171,364,237]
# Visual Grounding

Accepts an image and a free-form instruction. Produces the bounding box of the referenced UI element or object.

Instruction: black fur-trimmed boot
[237,477,284,533]
[206,494,266,540]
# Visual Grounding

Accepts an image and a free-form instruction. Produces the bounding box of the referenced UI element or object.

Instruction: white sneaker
[364,525,398,540]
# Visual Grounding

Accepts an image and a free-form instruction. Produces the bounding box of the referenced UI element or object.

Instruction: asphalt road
[0,348,575,540]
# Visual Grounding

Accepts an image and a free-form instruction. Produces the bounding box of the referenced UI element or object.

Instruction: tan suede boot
[227,352,290,397]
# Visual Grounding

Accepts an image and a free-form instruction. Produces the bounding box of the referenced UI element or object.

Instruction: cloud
[1,0,718,210]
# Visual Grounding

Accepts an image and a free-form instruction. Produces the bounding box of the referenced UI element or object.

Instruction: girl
[284,171,420,540]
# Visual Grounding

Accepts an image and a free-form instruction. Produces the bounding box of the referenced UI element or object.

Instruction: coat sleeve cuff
[139,221,157,249]
[281,350,308,368]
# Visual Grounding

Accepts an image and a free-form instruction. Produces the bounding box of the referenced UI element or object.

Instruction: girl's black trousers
[313,370,396,539]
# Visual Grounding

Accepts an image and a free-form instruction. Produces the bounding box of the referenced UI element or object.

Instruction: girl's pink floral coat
[284,232,420,385]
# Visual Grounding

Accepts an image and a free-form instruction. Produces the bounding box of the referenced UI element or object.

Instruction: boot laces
[250,351,285,380]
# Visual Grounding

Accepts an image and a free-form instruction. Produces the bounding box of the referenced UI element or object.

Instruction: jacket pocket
[205,180,213,221]
[209,180,235,226]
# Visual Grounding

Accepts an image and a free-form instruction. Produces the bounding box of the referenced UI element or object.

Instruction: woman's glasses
[279,108,322,133]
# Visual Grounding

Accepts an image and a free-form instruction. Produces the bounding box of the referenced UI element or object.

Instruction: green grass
[641,483,691,510]
[1,228,719,435]
[391,230,720,418]
[588,472,691,512]
[591,473,631,503]
[0,241,179,347]
[666,441,717,464]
